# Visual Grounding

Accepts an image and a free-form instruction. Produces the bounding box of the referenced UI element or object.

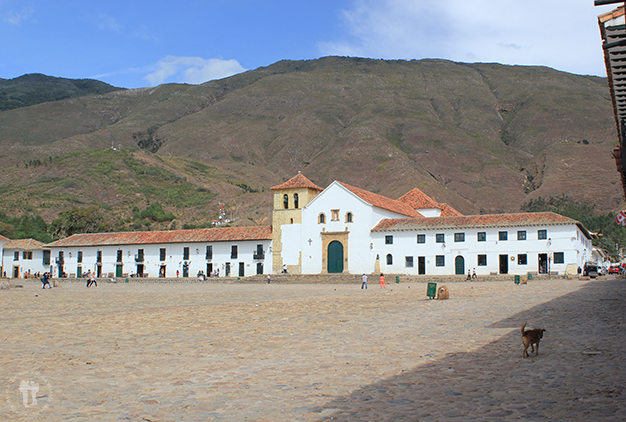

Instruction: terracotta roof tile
[271,173,323,191]
[338,182,423,218]
[437,203,463,217]
[4,238,47,250]
[372,212,584,232]
[0,235,9,242]
[46,226,273,248]
[397,188,439,209]
[397,188,463,216]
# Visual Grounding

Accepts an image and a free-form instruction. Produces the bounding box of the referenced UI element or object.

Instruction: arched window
[386,254,393,265]
[294,193,299,209]
[318,213,326,224]
[346,212,353,223]
[290,218,293,224]
[283,194,289,209]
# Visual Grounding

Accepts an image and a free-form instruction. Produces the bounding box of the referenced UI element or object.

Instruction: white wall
[300,182,423,274]
[48,239,272,279]
[281,224,302,266]
[371,223,590,276]
[4,248,50,278]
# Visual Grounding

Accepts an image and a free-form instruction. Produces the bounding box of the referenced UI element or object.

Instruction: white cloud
[319,0,609,76]
[97,13,122,32]
[144,56,247,86]
[4,6,35,25]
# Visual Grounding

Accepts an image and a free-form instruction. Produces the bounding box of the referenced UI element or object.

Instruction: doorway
[538,253,547,274]
[327,241,344,273]
[207,263,213,276]
[455,256,465,275]
[499,254,509,274]
[418,256,426,275]
[239,262,245,277]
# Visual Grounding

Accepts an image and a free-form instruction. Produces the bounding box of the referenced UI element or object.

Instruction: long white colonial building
[2,173,594,279]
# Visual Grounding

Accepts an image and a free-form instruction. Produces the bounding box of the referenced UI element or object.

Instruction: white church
[3,173,593,279]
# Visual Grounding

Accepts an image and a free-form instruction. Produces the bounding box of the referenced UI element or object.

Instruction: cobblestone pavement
[1,278,624,421]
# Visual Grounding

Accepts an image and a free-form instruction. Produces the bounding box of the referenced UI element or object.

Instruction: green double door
[455,256,465,275]
[327,241,344,273]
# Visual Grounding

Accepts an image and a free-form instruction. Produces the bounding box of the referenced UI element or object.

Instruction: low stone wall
[43,272,575,285]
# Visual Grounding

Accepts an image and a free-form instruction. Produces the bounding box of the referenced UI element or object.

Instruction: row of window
[385,229,548,245]
[318,211,353,224]
[49,245,265,264]
[385,252,565,267]
[13,251,34,260]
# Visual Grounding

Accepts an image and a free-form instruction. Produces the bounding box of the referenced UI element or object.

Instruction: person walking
[41,272,51,289]
[379,273,385,288]
[267,274,271,284]
[361,273,368,289]
[86,270,97,287]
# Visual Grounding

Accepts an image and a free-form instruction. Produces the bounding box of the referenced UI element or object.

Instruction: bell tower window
[294,193,299,209]
[283,194,289,209]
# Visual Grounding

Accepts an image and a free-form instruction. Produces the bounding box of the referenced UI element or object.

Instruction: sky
[0,0,619,89]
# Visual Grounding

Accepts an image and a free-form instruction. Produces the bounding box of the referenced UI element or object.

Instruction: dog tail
[521,321,527,335]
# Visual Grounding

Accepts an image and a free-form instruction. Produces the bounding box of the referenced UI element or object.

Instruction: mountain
[0,57,620,229]
[0,73,123,111]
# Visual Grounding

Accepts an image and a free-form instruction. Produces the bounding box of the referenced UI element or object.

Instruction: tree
[49,206,110,239]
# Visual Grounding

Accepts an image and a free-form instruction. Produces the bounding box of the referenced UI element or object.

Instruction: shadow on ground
[308,279,626,421]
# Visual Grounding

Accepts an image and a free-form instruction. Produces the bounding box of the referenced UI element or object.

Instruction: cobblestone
[1,277,624,421]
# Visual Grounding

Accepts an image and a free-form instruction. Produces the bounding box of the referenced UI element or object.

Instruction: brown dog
[521,321,545,357]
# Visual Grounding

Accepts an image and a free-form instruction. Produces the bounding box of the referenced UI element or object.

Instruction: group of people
[361,273,386,289]
[466,268,477,280]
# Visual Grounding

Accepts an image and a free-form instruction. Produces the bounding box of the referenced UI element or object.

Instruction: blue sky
[0,1,616,89]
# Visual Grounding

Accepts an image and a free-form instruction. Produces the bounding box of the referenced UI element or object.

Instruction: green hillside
[0,73,123,111]
[0,57,620,229]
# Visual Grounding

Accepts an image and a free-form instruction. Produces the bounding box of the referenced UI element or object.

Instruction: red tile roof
[0,235,9,242]
[438,203,463,217]
[397,188,439,209]
[397,188,463,216]
[4,238,47,250]
[372,212,588,235]
[46,226,273,248]
[338,182,423,218]
[271,173,323,191]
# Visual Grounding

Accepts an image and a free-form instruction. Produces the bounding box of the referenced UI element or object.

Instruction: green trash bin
[527,273,532,280]
[514,275,520,285]
[427,282,437,299]
[125,278,129,283]
[396,276,400,284]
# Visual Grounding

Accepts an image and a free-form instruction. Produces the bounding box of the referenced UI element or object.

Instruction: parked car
[583,263,598,278]
[609,265,621,274]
